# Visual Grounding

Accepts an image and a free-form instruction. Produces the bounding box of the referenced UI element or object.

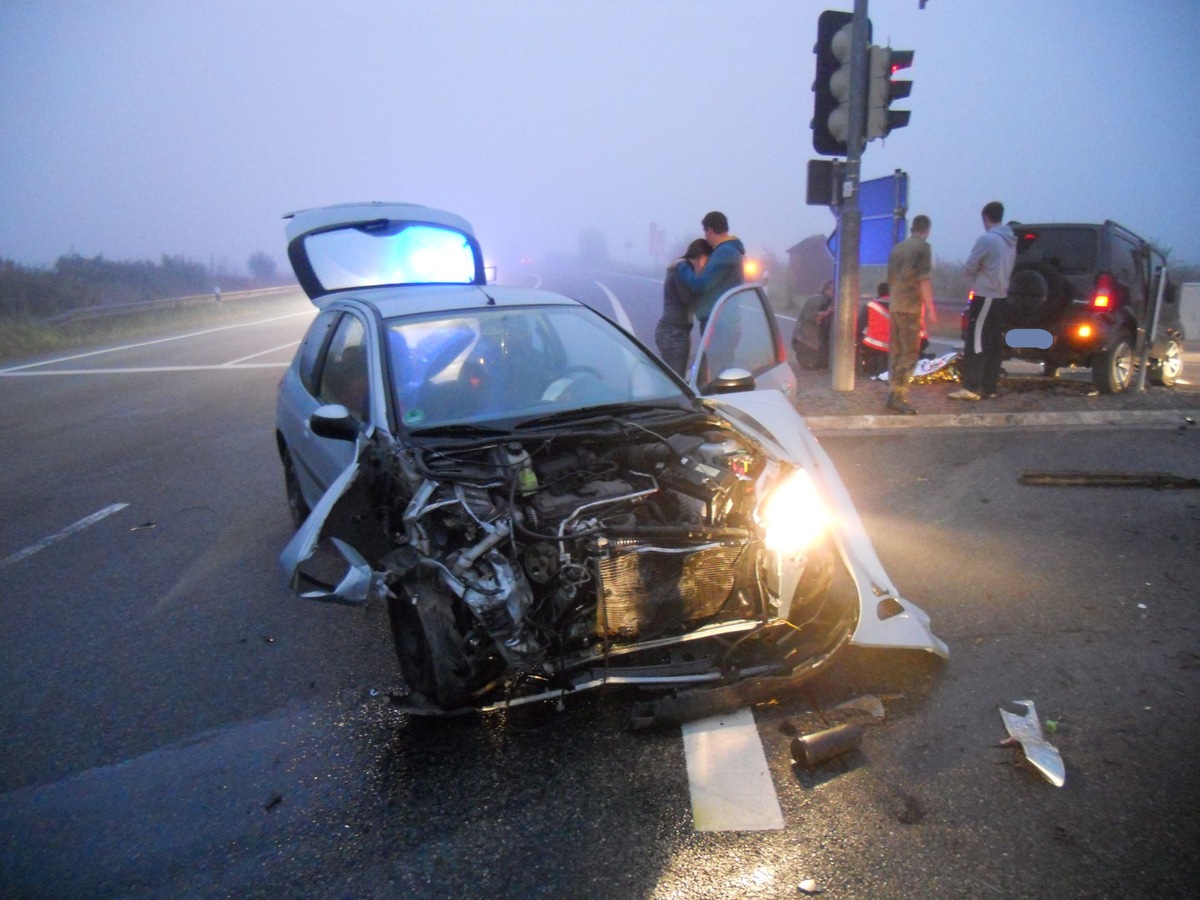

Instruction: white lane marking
[681,707,785,831]
[0,311,313,374]
[222,341,301,365]
[0,365,288,376]
[594,281,635,334]
[1,503,130,569]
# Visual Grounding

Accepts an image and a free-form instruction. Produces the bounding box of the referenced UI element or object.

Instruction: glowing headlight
[761,469,832,553]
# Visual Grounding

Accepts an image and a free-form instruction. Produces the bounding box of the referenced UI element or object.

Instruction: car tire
[282,450,311,529]
[388,576,470,710]
[1148,337,1183,387]
[1092,334,1135,393]
[1006,262,1071,327]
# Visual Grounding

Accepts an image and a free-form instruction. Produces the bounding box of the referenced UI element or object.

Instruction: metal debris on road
[1019,471,1200,489]
[791,723,863,768]
[999,700,1065,787]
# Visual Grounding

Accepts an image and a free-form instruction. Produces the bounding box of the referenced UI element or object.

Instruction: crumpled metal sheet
[999,699,1065,787]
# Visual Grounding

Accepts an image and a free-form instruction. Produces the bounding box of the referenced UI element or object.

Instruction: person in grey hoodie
[950,201,1017,400]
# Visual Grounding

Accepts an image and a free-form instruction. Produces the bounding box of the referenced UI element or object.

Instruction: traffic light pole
[831,0,871,392]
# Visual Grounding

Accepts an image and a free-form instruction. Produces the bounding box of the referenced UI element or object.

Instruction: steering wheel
[541,365,606,402]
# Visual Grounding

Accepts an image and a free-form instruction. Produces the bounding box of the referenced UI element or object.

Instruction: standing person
[676,211,745,329]
[792,280,836,369]
[884,214,937,414]
[655,238,710,377]
[950,201,1017,400]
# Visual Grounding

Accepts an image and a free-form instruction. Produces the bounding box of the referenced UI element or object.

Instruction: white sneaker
[947,389,981,401]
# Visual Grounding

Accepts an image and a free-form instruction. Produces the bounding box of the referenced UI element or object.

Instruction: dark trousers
[961,295,1006,394]
[655,321,692,377]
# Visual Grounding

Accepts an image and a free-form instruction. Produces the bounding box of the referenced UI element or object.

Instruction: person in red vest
[859,282,892,377]
[858,281,933,379]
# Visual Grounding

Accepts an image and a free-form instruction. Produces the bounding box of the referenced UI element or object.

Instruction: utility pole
[831,0,870,392]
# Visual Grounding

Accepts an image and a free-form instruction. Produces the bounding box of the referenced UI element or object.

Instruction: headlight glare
[762,469,831,553]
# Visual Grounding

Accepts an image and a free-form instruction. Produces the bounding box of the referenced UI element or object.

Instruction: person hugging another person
[655,238,711,377]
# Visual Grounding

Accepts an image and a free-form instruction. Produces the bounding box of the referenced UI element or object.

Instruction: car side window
[297,310,341,395]
[316,314,370,421]
[1109,235,1141,307]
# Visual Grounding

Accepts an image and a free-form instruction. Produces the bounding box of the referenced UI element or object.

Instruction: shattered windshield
[388,305,689,431]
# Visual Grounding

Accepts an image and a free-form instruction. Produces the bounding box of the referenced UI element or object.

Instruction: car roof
[324,283,583,318]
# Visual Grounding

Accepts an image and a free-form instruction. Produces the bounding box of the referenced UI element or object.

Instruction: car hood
[283,202,487,301]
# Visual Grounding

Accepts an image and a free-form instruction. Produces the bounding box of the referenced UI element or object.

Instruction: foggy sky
[3,0,1199,277]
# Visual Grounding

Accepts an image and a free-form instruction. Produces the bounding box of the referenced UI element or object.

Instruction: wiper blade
[515,402,692,430]
[408,422,514,439]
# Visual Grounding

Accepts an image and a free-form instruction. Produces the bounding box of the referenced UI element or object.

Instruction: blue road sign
[827,170,909,265]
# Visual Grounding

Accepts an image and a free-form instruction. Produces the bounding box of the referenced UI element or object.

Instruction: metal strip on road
[681,707,785,832]
[0,503,129,569]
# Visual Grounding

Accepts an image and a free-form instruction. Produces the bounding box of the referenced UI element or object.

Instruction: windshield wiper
[515,401,693,430]
[407,422,514,439]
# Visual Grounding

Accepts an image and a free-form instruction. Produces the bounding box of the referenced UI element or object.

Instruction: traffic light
[811,10,855,156]
[866,46,914,141]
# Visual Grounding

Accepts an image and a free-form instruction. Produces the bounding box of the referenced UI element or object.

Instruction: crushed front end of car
[281,399,947,716]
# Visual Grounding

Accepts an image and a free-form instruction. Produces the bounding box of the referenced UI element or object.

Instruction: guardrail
[41,284,299,326]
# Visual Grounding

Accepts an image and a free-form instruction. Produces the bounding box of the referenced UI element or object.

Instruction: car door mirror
[310,404,359,441]
[703,367,756,395]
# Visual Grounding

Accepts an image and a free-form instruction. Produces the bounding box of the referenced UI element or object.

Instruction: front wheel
[1092,335,1134,394]
[282,450,311,529]
[387,576,472,710]
[1148,338,1183,387]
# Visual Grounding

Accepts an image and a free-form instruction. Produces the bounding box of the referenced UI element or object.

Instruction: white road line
[594,281,635,334]
[681,707,785,832]
[222,341,301,365]
[0,311,313,374]
[1,503,130,569]
[0,364,289,376]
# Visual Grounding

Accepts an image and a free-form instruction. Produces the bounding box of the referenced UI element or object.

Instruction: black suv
[1002,220,1185,392]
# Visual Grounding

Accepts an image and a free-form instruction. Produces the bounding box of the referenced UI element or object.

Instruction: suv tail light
[1091,273,1114,309]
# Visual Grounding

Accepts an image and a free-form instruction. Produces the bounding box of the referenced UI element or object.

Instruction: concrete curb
[804,408,1200,435]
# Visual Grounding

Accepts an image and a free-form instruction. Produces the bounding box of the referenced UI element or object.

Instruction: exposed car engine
[368,413,832,708]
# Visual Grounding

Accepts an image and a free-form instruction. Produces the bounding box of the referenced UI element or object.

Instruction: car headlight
[761,468,832,553]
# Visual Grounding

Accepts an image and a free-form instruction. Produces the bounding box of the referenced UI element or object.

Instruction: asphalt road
[2,287,1198,898]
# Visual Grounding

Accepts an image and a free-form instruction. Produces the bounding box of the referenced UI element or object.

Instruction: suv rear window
[1016,228,1098,274]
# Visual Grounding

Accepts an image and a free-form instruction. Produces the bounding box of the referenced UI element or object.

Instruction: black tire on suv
[1006,261,1072,328]
[1092,333,1135,394]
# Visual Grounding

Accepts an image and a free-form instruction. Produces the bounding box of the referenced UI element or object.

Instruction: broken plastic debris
[999,700,1065,787]
[798,879,823,894]
[834,694,886,719]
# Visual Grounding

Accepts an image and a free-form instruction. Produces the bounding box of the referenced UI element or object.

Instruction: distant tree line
[0,251,284,320]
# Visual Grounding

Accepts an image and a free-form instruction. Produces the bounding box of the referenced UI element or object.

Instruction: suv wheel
[1148,338,1183,387]
[1007,262,1071,327]
[1092,335,1135,393]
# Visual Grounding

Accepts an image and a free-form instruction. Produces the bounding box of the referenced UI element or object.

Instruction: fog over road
[1,286,1197,897]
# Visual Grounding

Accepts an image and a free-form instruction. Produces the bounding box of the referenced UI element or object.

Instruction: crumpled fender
[708,390,949,659]
[279,458,374,604]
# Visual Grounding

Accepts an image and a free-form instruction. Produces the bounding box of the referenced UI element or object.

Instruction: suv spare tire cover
[1006,261,1072,327]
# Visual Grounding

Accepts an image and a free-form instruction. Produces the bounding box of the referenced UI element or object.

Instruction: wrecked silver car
[275,203,947,714]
